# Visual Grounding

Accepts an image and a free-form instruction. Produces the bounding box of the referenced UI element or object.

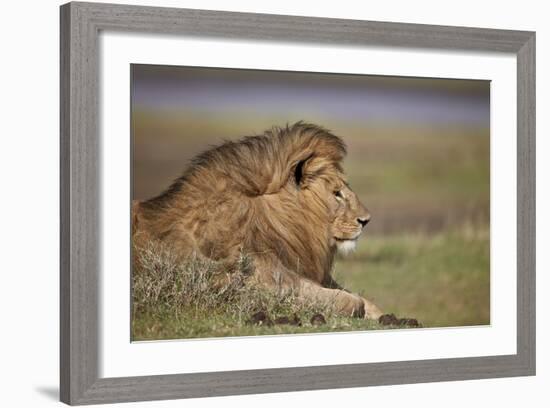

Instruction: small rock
[378,313,400,326]
[398,318,421,328]
[247,311,273,326]
[310,313,327,326]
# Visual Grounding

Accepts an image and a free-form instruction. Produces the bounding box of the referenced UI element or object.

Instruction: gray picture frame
[60,1,536,405]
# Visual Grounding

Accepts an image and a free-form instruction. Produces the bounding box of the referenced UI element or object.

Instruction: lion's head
[285,144,371,256]
[135,122,371,285]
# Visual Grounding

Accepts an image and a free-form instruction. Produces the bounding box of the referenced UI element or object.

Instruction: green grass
[132,224,489,341]
[133,310,388,340]
[336,224,490,328]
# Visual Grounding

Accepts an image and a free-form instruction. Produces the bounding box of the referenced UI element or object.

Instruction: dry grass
[132,240,253,315]
[131,239,367,340]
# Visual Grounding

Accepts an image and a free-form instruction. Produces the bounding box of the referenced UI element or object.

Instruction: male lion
[132,122,383,319]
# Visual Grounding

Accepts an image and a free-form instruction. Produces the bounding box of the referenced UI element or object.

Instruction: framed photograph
[60,1,535,405]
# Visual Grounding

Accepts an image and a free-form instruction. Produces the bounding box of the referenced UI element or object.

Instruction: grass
[335,223,490,328]
[133,311,387,340]
[132,223,489,341]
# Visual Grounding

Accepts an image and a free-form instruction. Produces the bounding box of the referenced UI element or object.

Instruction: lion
[132,122,383,319]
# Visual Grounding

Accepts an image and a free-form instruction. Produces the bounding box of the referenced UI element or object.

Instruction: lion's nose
[357,216,370,228]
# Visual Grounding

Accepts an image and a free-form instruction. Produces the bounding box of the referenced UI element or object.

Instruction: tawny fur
[132,122,382,319]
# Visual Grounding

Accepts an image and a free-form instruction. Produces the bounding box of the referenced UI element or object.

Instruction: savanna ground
[131,115,490,340]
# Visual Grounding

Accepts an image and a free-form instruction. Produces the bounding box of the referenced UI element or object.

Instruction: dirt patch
[379,313,421,328]
[247,311,273,326]
[310,313,327,326]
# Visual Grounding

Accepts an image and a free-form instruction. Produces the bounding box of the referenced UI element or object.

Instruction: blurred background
[132,64,490,328]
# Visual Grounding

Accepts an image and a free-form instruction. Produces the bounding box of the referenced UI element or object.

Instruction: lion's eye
[334,190,344,199]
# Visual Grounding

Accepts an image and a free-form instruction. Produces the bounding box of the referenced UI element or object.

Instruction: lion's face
[325,179,371,254]
[294,153,371,256]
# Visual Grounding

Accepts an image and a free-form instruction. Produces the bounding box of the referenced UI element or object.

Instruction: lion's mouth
[334,237,357,242]
[334,233,361,242]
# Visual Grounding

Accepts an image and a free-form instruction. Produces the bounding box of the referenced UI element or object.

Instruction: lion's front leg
[323,275,383,319]
[252,257,383,319]
[297,279,382,319]
[252,259,380,319]
[296,278,367,318]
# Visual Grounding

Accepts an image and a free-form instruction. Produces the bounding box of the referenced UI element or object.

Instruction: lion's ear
[294,154,314,188]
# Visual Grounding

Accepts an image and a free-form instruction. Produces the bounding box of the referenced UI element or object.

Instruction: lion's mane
[133,122,347,286]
